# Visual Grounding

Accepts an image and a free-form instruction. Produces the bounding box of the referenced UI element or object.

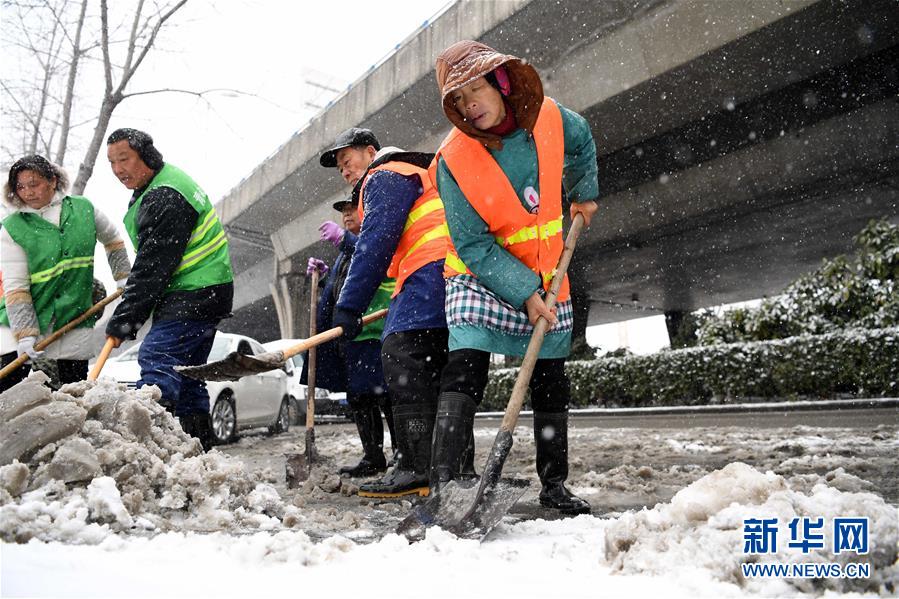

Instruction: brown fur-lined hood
[434,40,543,150]
[3,160,70,212]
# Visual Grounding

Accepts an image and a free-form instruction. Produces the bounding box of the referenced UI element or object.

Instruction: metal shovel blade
[396,477,529,542]
[285,429,320,488]
[285,452,309,488]
[175,350,286,381]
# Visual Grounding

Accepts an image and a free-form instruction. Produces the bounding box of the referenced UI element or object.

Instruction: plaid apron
[445,274,574,336]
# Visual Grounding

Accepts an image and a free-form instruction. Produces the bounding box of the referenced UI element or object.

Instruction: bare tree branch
[72,0,190,194]
[118,0,187,94]
[54,0,88,163]
[122,87,262,101]
[2,0,248,193]
[6,1,68,155]
[0,80,43,142]
[100,0,113,94]
[120,0,145,86]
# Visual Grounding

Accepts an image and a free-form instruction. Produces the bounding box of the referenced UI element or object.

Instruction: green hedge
[482,327,899,411]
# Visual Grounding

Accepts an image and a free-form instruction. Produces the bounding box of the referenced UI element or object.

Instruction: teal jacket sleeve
[437,158,541,309]
[559,102,599,203]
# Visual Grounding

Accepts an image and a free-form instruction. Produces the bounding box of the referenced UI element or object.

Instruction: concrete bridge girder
[589,99,898,248]
[577,98,899,323]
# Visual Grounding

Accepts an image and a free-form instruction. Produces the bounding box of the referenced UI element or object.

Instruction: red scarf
[487,99,517,136]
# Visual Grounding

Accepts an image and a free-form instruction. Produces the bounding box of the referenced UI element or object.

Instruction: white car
[261,339,348,422]
[103,332,291,445]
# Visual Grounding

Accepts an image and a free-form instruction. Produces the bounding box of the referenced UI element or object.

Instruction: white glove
[115,278,127,290]
[17,336,44,361]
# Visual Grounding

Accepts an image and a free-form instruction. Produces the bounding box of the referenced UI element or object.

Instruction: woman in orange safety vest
[429,40,598,515]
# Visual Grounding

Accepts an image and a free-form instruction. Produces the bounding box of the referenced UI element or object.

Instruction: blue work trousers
[137,319,219,417]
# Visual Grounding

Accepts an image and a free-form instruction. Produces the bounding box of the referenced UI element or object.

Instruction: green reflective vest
[0,196,97,333]
[356,277,394,341]
[124,164,233,293]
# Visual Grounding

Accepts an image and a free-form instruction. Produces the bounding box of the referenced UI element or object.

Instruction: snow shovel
[176,308,388,383]
[397,213,586,542]
[286,269,322,487]
[0,289,124,380]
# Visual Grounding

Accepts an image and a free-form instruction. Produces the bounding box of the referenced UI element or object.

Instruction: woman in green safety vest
[0,155,132,392]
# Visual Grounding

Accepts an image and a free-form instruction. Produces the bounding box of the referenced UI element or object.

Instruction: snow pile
[0,372,301,543]
[604,462,898,595]
[13,466,895,598]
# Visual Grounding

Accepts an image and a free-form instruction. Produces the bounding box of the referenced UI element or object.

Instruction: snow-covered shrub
[482,327,899,410]
[697,218,899,345]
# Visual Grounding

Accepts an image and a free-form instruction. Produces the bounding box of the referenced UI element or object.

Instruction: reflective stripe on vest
[359,161,449,297]
[431,97,570,302]
[495,216,563,248]
[177,229,227,273]
[443,250,468,277]
[30,256,95,284]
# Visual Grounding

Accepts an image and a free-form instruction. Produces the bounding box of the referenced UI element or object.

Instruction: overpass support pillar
[569,256,594,360]
[665,310,687,349]
[270,258,312,340]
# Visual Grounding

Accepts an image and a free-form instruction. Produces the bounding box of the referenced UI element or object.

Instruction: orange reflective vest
[431,97,570,302]
[358,161,450,297]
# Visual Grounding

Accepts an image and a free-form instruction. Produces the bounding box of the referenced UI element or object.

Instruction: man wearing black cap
[320,127,452,498]
[304,193,397,476]
[319,127,381,187]
[105,128,234,450]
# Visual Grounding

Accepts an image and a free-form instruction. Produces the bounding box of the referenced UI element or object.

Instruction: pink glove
[319,221,345,248]
[306,257,329,276]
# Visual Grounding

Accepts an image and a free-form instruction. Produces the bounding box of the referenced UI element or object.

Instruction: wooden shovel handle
[88,337,117,381]
[0,289,123,380]
[499,214,585,433]
[281,308,388,361]
[306,270,319,429]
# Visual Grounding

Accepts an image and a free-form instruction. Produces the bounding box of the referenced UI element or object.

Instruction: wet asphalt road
[490,406,899,430]
[308,405,899,435]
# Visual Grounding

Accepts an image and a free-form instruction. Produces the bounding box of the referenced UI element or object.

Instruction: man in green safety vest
[104,129,234,449]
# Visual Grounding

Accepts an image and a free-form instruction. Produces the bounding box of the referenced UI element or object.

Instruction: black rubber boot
[380,394,398,457]
[429,392,477,495]
[358,402,435,498]
[339,401,387,477]
[180,413,214,452]
[192,413,215,452]
[534,411,591,515]
[459,428,477,478]
[178,413,195,438]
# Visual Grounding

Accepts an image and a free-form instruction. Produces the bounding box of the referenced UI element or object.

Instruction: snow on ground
[1,373,897,597]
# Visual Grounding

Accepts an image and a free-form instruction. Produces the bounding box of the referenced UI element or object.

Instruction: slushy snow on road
[1,373,896,597]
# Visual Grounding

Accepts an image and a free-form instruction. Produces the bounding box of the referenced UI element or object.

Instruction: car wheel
[269,397,290,435]
[288,395,304,426]
[211,393,237,444]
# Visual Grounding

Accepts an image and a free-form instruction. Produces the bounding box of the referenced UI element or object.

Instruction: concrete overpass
[215,0,899,343]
